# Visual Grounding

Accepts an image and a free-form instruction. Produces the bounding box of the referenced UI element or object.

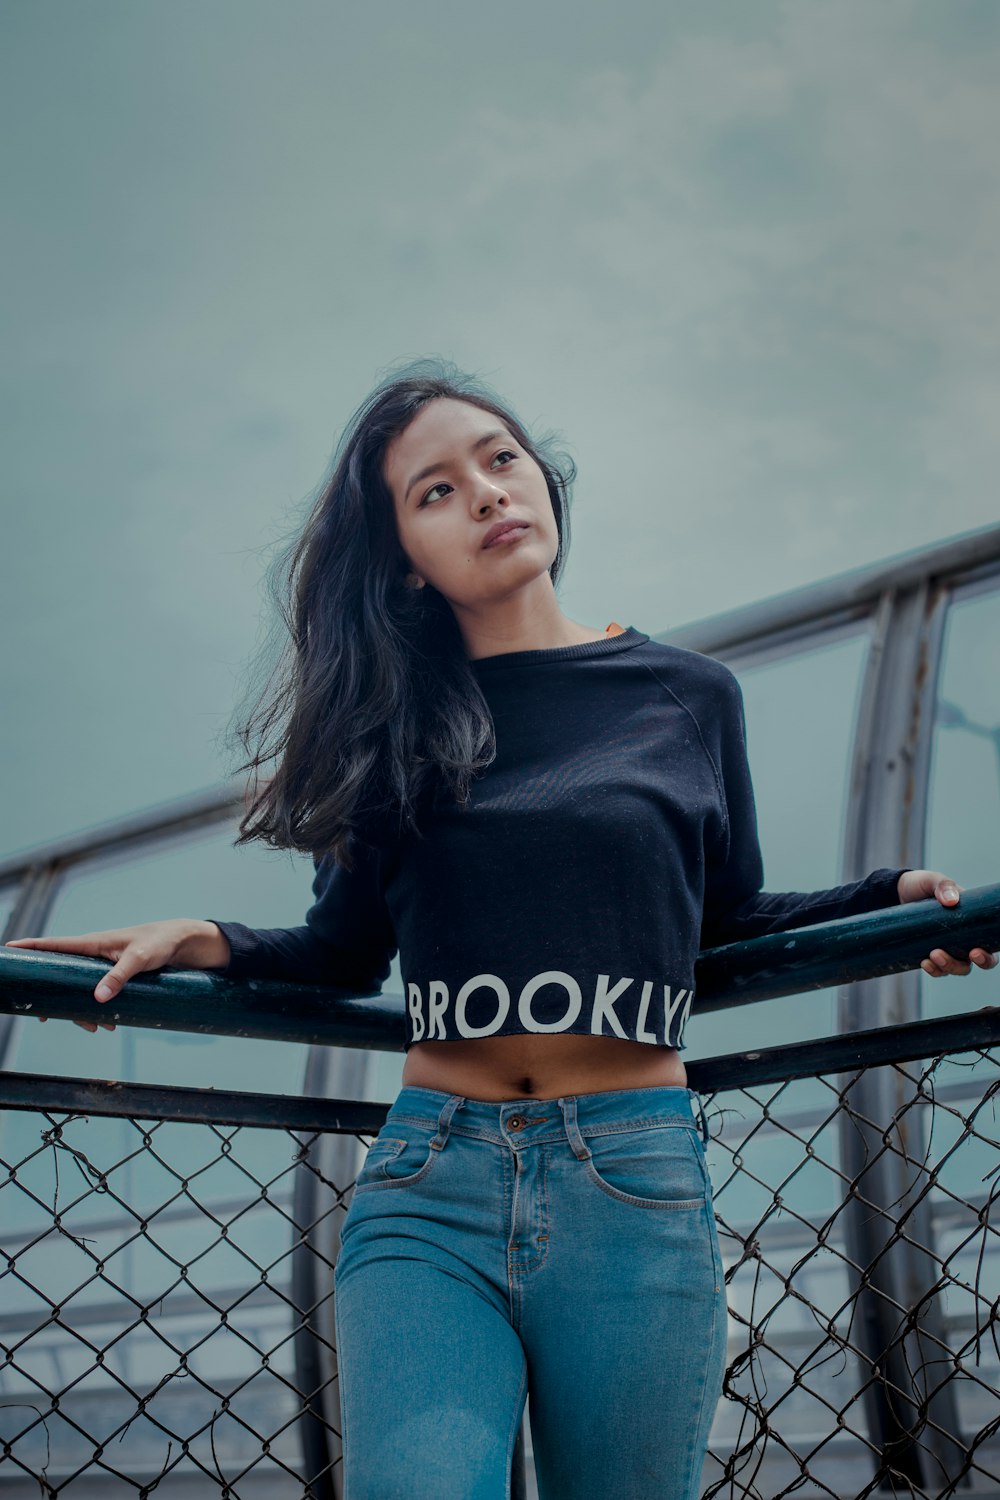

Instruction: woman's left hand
[896,870,999,977]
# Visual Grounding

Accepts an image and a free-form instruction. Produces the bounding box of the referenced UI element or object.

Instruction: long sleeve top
[208,625,910,1052]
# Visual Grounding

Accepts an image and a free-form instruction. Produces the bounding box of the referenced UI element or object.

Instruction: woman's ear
[404,572,426,590]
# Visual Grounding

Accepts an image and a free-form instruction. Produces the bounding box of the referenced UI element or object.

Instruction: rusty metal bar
[661,519,1000,658]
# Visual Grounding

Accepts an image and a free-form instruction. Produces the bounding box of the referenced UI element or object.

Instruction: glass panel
[923,584,1000,1022]
[364,1044,406,1101]
[0,882,20,938]
[686,628,871,1061]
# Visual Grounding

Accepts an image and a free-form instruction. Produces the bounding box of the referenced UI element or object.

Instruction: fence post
[838,578,966,1488]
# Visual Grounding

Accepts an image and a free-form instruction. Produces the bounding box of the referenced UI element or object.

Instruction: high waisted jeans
[333,1084,728,1500]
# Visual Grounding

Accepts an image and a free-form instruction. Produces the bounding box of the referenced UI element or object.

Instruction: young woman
[9,361,996,1500]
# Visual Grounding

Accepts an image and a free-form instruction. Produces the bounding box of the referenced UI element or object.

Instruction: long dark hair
[221,357,577,869]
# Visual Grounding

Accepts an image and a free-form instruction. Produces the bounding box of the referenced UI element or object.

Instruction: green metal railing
[3,884,997,1054]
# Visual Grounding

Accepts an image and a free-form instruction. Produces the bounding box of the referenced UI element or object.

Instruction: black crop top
[208,626,910,1052]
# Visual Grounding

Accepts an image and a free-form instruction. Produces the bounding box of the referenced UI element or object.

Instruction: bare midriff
[401,1033,689,1102]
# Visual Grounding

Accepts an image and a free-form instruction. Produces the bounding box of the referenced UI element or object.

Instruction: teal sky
[3,0,999,861]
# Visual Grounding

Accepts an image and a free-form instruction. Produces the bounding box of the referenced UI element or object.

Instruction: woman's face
[383,398,559,614]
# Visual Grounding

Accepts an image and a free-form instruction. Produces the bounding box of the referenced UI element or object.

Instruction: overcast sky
[3,0,999,863]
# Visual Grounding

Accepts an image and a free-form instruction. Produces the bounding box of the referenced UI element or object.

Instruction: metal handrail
[1,1003,998,1129]
[2,883,998,1050]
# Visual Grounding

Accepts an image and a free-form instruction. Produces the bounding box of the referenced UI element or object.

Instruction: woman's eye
[419,451,516,506]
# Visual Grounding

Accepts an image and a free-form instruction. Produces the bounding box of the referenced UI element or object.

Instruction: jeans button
[508,1116,525,1131]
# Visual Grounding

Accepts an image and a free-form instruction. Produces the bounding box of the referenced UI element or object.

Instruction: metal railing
[1,892,999,1498]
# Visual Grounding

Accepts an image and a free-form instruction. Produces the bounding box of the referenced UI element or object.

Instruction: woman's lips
[483,523,530,549]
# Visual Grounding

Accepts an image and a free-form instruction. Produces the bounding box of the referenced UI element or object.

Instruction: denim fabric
[334,1083,728,1500]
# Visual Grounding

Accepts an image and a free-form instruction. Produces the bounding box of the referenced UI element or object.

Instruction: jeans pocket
[353,1124,439,1193]
[582,1123,708,1209]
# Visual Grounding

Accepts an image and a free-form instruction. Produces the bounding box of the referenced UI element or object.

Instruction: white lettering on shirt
[454,975,510,1038]
[591,975,633,1039]
[407,981,425,1042]
[664,985,693,1038]
[635,979,657,1043]
[405,973,695,1046]
[426,980,449,1040]
[518,971,583,1033]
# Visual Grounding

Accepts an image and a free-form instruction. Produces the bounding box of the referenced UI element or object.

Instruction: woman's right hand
[4,919,231,1034]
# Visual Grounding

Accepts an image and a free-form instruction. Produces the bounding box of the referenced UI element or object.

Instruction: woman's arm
[6,918,236,1031]
[206,839,397,991]
[5,834,399,1032]
[699,670,997,975]
[700,668,912,948]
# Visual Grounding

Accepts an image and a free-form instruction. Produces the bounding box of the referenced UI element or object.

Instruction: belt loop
[559,1095,591,1161]
[690,1089,710,1146]
[430,1093,463,1151]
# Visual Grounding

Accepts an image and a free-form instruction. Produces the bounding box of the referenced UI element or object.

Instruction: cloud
[400,1,1000,587]
[432,4,999,364]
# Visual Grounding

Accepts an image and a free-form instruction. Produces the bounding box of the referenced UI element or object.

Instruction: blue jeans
[334,1084,727,1500]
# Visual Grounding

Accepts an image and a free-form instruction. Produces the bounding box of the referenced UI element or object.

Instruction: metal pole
[838,579,967,1491]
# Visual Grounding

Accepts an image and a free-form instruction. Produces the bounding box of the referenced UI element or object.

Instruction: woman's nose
[475,482,509,511]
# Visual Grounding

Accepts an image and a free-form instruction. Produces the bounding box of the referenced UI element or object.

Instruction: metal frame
[658,521,1000,1491]
[838,575,958,1485]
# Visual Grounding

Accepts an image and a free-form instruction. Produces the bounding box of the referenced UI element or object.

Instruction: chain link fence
[702,1046,999,1499]
[1,1042,998,1498]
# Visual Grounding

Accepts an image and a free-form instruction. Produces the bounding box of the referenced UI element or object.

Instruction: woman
[9,361,996,1500]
